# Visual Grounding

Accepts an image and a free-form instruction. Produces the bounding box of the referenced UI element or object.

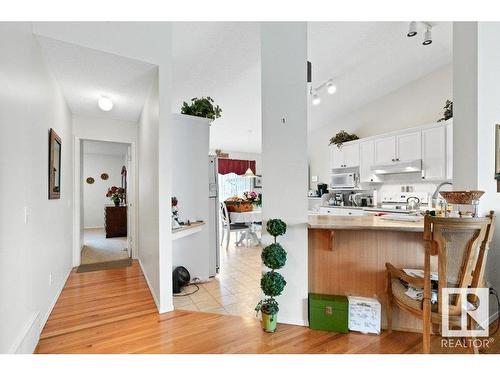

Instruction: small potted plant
[329,130,359,148]
[255,219,287,333]
[437,99,453,122]
[181,96,222,121]
[106,186,125,207]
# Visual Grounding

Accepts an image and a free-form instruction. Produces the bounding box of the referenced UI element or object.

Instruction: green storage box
[308,293,348,333]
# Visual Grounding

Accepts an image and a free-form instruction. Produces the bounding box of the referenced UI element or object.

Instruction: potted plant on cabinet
[180,96,222,121]
[255,218,287,333]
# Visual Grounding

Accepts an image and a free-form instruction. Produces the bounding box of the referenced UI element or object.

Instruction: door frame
[72,136,138,267]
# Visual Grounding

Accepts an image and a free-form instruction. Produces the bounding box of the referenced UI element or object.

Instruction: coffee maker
[316,183,328,197]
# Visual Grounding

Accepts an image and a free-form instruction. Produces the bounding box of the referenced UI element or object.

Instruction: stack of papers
[401,269,438,303]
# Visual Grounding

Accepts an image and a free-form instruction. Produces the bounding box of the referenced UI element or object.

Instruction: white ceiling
[173,22,452,152]
[36,36,157,122]
[172,22,261,153]
[83,140,129,156]
[307,22,452,131]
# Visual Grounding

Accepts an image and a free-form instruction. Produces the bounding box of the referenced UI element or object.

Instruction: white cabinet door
[374,136,396,165]
[422,126,446,181]
[342,143,360,167]
[396,131,421,162]
[330,145,344,170]
[446,121,453,180]
[359,140,379,183]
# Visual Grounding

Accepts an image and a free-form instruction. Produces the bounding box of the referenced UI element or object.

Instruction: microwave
[331,173,357,189]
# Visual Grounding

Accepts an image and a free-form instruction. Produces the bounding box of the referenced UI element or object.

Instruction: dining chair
[220,202,250,250]
[386,211,495,354]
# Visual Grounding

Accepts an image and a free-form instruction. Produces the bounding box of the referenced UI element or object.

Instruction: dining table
[229,208,262,246]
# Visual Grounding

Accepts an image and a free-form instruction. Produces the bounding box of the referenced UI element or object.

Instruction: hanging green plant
[329,130,359,148]
[180,96,222,120]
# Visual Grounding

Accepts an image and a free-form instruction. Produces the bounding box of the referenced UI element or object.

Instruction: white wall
[83,153,126,228]
[261,22,309,326]
[72,115,138,264]
[172,114,210,281]
[0,23,73,353]
[453,22,500,316]
[138,72,161,308]
[308,64,453,187]
[36,22,176,313]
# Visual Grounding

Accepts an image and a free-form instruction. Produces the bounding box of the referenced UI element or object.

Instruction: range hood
[371,159,422,175]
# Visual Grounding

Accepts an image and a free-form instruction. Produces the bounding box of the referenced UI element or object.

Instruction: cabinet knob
[391,158,395,162]
[422,176,425,179]
[370,179,373,182]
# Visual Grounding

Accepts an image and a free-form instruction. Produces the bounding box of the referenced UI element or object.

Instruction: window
[218,173,253,201]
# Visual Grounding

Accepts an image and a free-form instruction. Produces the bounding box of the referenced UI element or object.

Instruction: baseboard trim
[39,268,72,337]
[8,267,72,354]
[7,311,39,354]
[83,226,105,230]
[138,259,160,312]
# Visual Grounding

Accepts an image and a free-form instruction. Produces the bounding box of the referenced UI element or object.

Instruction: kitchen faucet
[432,181,453,207]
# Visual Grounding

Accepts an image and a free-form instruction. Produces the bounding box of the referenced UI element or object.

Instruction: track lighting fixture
[407,21,417,37]
[406,22,434,46]
[422,26,432,45]
[326,80,337,95]
[310,78,336,105]
[312,91,321,106]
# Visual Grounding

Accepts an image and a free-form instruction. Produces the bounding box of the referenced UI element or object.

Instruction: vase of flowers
[106,186,125,207]
[244,191,261,207]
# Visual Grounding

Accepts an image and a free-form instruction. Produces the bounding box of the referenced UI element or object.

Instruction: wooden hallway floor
[35,261,499,354]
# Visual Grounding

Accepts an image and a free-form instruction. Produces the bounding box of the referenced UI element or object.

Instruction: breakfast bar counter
[308,214,435,333]
[308,214,424,232]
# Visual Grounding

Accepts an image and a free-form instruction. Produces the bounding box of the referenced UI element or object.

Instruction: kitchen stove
[367,192,430,214]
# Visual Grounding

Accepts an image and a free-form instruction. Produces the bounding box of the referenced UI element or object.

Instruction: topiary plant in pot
[255,218,287,333]
[180,96,222,121]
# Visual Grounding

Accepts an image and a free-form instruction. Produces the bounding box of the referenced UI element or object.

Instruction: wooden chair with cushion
[220,202,250,250]
[386,211,495,354]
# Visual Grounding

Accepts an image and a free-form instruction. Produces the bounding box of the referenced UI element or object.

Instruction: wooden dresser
[105,205,127,238]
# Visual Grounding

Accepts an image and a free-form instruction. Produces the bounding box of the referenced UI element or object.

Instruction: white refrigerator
[208,155,220,277]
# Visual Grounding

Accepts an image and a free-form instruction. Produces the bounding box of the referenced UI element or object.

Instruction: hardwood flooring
[35,261,500,354]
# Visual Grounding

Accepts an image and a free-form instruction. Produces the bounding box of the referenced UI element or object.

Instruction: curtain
[218,158,256,175]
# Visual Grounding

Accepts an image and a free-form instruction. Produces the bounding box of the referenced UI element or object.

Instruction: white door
[330,145,344,170]
[396,131,421,162]
[422,126,446,181]
[342,143,360,167]
[359,140,379,183]
[374,136,396,165]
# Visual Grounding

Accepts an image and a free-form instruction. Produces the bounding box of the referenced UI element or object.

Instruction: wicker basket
[440,191,484,204]
[224,200,253,213]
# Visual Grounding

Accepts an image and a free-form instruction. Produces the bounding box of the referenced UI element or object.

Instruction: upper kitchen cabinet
[396,131,421,162]
[373,136,396,165]
[330,142,359,171]
[359,140,380,183]
[422,125,447,181]
[373,132,421,165]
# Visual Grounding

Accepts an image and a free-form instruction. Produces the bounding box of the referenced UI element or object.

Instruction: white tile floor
[173,232,262,319]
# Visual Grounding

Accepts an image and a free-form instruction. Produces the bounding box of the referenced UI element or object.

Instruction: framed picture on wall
[254,175,262,188]
[48,128,62,199]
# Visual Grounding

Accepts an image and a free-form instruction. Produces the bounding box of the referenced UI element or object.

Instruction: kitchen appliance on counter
[365,192,429,214]
[330,172,357,189]
[349,192,373,207]
[316,183,329,197]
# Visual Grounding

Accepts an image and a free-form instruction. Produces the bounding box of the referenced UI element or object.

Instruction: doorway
[73,139,137,269]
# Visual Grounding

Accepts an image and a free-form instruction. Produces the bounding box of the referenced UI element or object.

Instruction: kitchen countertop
[308,215,424,232]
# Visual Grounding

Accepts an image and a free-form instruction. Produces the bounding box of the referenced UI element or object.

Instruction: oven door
[331,173,356,188]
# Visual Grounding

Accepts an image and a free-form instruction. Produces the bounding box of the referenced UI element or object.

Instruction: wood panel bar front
[308,226,435,333]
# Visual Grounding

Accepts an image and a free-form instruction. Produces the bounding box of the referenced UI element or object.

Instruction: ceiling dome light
[407,21,418,37]
[423,27,432,45]
[312,91,321,106]
[98,96,113,111]
[326,80,337,95]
